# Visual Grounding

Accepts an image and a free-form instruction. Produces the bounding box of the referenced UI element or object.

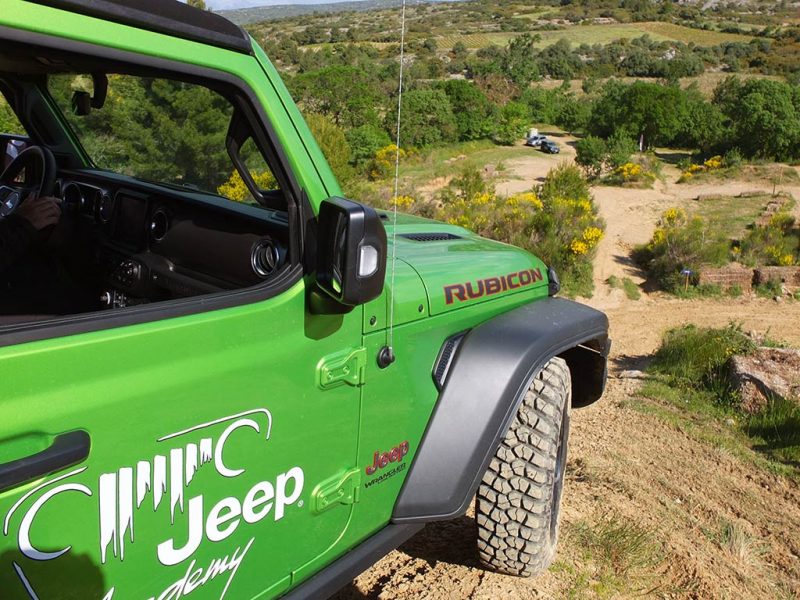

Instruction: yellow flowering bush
[608,161,656,187]
[218,169,278,202]
[704,155,723,170]
[740,212,799,267]
[369,145,406,181]
[636,207,729,293]
[570,240,590,255]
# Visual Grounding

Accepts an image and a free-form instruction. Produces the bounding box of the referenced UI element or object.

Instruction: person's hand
[16,195,61,231]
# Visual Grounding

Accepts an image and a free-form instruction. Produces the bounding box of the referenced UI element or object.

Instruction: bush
[494,101,529,146]
[605,132,638,169]
[305,112,353,184]
[433,164,603,298]
[575,135,606,179]
[650,323,755,396]
[346,124,391,168]
[635,208,730,292]
[741,213,799,267]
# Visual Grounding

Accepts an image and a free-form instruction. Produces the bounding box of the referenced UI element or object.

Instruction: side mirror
[0,136,30,172]
[314,197,387,310]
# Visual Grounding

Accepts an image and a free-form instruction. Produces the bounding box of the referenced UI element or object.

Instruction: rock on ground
[729,347,800,413]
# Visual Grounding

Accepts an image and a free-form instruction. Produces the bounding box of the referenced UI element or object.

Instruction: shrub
[218,169,277,202]
[494,101,529,146]
[436,164,603,298]
[346,124,392,168]
[305,112,353,184]
[575,135,606,179]
[635,208,730,292]
[605,132,638,169]
[650,323,755,396]
[368,144,405,180]
[741,213,799,267]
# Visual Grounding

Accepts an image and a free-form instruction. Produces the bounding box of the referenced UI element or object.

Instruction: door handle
[0,430,91,493]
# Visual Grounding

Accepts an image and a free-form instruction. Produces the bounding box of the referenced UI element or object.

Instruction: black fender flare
[392,297,610,523]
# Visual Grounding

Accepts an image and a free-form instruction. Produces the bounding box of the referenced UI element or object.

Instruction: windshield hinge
[316,347,367,390]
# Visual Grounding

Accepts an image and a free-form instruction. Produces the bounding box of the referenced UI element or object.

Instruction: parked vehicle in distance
[526,134,547,147]
[0,1,609,598]
[540,140,561,154]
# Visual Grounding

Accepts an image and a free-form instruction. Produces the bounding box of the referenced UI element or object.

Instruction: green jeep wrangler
[0,1,610,598]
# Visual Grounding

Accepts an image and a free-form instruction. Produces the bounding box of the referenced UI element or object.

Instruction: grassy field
[691,194,775,238]
[433,21,754,50]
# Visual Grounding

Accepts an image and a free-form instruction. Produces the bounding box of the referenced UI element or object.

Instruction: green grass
[607,275,641,300]
[432,22,753,50]
[746,397,800,467]
[691,194,774,239]
[630,324,800,479]
[555,514,664,598]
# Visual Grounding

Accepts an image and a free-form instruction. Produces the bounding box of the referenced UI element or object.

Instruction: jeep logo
[365,441,410,475]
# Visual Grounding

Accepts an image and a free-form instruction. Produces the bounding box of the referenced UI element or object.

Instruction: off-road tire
[476,356,572,577]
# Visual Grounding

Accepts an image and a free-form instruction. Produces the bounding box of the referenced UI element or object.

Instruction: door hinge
[317,347,367,390]
[312,468,361,514]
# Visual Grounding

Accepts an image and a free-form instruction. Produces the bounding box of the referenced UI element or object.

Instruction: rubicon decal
[2,409,304,600]
[444,268,544,305]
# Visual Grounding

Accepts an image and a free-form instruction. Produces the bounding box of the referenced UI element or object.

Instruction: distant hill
[219,0,461,25]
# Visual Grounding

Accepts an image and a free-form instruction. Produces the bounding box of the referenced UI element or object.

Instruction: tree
[502,34,541,87]
[394,89,457,148]
[589,80,688,149]
[305,113,352,184]
[713,77,800,160]
[556,97,591,134]
[346,124,392,168]
[186,0,207,9]
[494,101,528,146]
[575,136,606,179]
[291,66,382,129]
[439,80,496,141]
[537,39,581,79]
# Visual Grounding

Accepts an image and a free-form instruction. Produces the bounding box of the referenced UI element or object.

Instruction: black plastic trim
[25,0,253,54]
[281,524,423,600]
[0,430,91,493]
[0,25,313,348]
[392,297,609,523]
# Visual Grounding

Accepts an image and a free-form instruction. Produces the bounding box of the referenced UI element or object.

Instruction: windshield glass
[48,74,277,202]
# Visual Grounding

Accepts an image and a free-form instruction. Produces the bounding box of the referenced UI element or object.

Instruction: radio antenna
[379,0,407,369]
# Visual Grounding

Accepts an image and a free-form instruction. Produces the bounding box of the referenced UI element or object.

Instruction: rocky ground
[333,154,800,599]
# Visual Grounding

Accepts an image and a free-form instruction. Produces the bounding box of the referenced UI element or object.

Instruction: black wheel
[476,356,571,577]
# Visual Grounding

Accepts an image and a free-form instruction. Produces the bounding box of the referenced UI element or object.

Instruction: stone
[618,370,648,380]
[728,348,800,413]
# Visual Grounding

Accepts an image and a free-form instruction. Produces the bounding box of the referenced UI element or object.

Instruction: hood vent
[400,233,462,242]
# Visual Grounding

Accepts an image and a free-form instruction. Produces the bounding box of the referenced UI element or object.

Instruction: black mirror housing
[316,197,387,308]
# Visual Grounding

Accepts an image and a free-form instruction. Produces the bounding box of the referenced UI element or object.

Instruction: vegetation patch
[555,514,664,598]
[637,324,800,479]
[607,276,641,300]
[377,163,604,298]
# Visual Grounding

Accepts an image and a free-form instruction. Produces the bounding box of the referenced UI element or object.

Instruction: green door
[0,281,361,599]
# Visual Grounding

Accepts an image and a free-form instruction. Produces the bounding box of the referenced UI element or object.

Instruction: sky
[204,0,357,9]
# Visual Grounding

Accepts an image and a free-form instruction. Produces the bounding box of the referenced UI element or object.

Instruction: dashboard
[54,170,289,309]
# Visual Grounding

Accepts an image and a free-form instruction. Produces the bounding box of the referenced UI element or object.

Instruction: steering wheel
[0,146,57,219]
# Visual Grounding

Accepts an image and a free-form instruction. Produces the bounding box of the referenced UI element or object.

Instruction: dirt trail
[332,151,800,600]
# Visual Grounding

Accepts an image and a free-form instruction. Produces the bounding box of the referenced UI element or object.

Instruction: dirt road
[333,153,800,600]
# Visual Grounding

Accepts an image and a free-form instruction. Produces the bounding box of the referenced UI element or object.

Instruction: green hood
[385,213,550,316]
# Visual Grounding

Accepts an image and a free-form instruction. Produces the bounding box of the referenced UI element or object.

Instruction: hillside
[220,0,462,25]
